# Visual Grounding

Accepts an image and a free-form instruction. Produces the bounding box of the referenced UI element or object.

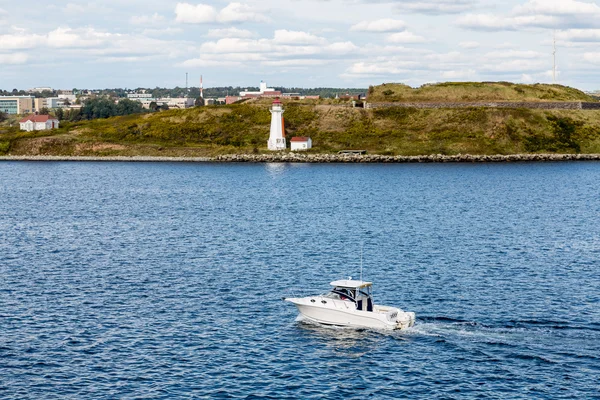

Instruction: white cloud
[175,3,217,24]
[440,69,476,79]
[350,19,406,32]
[483,50,543,59]
[184,29,357,69]
[142,27,184,36]
[583,52,600,63]
[63,3,86,14]
[0,53,28,64]
[557,29,600,42]
[513,0,600,16]
[520,73,534,83]
[47,27,109,48]
[217,2,268,23]
[131,13,165,26]
[459,41,480,48]
[457,14,557,31]
[386,31,427,43]
[0,32,45,50]
[206,27,256,38]
[273,30,326,45]
[458,0,600,31]
[175,2,267,24]
[481,59,547,73]
[327,41,359,54]
[395,0,479,15]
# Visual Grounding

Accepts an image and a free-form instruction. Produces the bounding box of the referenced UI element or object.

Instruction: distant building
[45,97,68,109]
[28,87,53,93]
[58,94,76,102]
[225,96,243,105]
[290,137,312,151]
[127,93,153,99]
[136,97,194,109]
[34,98,48,111]
[19,115,60,131]
[0,96,35,114]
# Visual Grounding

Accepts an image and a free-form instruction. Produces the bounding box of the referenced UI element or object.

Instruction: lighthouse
[268,99,286,151]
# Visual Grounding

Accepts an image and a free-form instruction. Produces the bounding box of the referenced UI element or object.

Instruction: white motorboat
[284,278,415,330]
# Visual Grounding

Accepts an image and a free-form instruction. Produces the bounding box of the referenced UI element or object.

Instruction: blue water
[1,161,599,399]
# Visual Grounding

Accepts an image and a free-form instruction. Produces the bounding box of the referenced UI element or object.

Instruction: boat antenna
[360,242,363,283]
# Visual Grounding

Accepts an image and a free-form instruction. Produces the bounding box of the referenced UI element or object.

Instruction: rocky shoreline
[2,153,600,163]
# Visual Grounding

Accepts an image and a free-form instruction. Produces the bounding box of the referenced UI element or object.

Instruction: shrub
[0,140,10,155]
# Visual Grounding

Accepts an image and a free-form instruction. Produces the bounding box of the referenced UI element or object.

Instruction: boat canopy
[330,279,373,289]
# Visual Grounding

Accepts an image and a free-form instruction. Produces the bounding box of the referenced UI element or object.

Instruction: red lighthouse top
[272,98,282,105]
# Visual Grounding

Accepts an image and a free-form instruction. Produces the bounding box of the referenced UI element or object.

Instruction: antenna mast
[200,75,204,99]
[360,243,363,283]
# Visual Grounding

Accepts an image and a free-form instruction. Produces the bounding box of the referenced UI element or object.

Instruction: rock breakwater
[214,153,600,163]
[2,153,600,163]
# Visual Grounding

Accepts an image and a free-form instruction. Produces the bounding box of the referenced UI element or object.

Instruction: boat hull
[285,297,415,331]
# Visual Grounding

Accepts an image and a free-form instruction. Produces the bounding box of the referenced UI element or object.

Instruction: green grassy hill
[2,82,600,157]
[368,82,596,103]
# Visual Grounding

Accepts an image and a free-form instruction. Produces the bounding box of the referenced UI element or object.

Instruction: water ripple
[1,161,600,398]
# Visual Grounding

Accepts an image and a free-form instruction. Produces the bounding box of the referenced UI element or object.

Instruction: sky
[1,0,600,90]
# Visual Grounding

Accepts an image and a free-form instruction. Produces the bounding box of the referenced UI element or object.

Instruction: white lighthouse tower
[268,99,286,151]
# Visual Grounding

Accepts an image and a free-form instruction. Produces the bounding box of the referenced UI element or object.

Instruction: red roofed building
[19,115,60,132]
[290,136,312,151]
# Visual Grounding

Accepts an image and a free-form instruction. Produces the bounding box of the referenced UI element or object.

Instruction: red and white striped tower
[200,75,204,99]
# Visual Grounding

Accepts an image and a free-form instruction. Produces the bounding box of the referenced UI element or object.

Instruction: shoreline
[1,153,600,163]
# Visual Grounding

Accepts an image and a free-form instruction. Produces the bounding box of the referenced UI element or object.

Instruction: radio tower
[200,75,204,99]
[553,31,557,84]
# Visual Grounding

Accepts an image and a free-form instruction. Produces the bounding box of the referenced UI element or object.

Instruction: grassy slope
[2,83,600,157]
[368,82,596,103]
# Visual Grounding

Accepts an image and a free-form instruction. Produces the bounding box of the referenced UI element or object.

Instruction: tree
[54,108,64,120]
[195,97,205,107]
[38,107,50,115]
[160,103,169,111]
[0,111,7,122]
[149,101,158,111]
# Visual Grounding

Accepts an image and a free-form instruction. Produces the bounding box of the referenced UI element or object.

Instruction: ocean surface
[1,161,599,399]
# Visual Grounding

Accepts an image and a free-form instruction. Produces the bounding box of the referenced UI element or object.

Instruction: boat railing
[286,288,325,298]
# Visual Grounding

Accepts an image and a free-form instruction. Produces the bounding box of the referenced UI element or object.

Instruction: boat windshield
[324,287,356,301]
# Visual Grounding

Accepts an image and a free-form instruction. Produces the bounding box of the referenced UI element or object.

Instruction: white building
[46,97,68,109]
[241,81,275,97]
[127,93,153,99]
[28,87,53,93]
[58,94,77,102]
[268,99,286,151]
[290,137,312,151]
[136,97,194,109]
[19,115,60,131]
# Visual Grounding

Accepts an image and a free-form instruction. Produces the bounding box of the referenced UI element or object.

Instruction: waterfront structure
[0,96,34,114]
[290,137,312,151]
[19,115,60,131]
[268,99,286,151]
